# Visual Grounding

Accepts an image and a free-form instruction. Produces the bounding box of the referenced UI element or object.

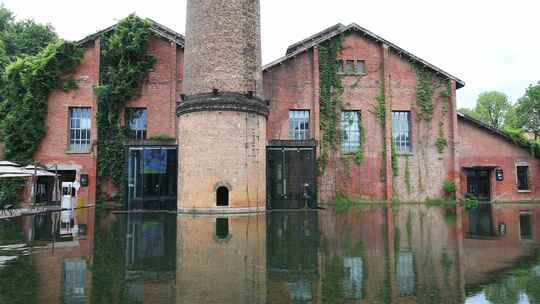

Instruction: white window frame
[289,110,310,140]
[68,107,91,153]
[392,111,412,154]
[341,111,361,154]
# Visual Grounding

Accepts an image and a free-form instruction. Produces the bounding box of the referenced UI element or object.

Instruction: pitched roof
[263,23,465,89]
[457,112,538,156]
[77,18,185,48]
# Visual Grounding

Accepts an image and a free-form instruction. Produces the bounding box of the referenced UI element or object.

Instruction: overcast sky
[2,0,539,109]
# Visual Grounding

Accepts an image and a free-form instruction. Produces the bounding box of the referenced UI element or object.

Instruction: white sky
[2,0,539,109]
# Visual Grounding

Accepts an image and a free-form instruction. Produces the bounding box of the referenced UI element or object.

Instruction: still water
[0,204,539,304]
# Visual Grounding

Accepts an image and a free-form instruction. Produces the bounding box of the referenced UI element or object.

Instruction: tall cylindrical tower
[177,0,268,213]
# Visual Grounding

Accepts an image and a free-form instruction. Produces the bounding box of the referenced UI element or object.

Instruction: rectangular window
[341,111,361,154]
[126,108,148,140]
[517,166,529,191]
[356,60,366,74]
[392,111,412,154]
[345,60,355,74]
[520,212,532,240]
[289,110,310,140]
[69,107,91,152]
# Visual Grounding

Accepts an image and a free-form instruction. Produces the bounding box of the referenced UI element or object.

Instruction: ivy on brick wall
[95,15,156,189]
[413,64,434,122]
[318,35,343,166]
[0,41,82,163]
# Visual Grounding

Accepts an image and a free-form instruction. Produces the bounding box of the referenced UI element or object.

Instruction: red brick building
[5,19,539,209]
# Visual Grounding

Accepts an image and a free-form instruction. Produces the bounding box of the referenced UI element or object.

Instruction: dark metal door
[267,148,316,209]
[466,169,491,201]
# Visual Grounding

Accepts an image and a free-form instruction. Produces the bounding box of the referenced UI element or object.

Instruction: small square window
[517,166,529,191]
[356,61,366,74]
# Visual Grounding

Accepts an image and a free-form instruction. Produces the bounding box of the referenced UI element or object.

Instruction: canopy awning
[0,162,57,178]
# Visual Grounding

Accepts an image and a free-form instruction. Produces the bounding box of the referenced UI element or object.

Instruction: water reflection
[0,204,539,303]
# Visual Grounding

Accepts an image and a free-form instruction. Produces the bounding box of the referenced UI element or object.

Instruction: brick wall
[34,35,184,204]
[264,31,457,201]
[458,118,540,202]
[33,40,100,205]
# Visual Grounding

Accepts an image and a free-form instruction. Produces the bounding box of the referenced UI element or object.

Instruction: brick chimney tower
[177,0,268,212]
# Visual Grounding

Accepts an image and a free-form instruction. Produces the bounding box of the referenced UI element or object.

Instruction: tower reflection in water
[7,204,540,303]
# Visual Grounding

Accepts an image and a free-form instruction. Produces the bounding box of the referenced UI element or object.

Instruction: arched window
[217,186,229,207]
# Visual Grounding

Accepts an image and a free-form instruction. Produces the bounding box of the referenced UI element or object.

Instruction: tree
[514,82,540,139]
[475,91,512,129]
[458,107,480,120]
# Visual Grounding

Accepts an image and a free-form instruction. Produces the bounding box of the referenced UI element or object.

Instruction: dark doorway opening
[215,218,229,240]
[466,168,491,201]
[267,143,317,209]
[217,187,229,207]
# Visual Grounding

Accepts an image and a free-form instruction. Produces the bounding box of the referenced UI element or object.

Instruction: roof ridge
[77,16,185,47]
[264,22,465,88]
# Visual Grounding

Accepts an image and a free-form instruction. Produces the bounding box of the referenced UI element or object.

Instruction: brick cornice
[176,91,269,117]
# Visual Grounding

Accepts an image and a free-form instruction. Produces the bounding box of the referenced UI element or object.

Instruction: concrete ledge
[178,206,266,214]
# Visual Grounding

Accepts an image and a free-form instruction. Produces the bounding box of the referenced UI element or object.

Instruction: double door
[267,147,316,209]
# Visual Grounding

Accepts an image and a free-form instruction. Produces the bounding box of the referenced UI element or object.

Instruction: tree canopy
[513,82,540,139]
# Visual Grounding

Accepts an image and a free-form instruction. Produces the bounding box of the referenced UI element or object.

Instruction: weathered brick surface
[177,111,266,209]
[184,0,263,96]
[264,32,456,201]
[34,35,184,204]
[33,41,100,205]
[458,118,540,201]
[176,215,267,303]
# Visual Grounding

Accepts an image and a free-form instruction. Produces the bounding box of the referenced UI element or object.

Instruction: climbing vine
[435,122,448,153]
[318,35,344,166]
[354,117,365,165]
[374,66,387,181]
[0,41,82,163]
[404,157,411,194]
[95,15,155,188]
[413,64,434,122]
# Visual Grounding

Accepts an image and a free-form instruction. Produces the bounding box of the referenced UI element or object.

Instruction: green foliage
[318,36,343,165]
[502,127,540,157]
[460,193,479,209]
[95,15,155,188]
[475,91,512,129]
[413,64,434,121]
[148,133,175,140]
[435,122,448,153]
[442,180,456,197]
[514,82,540,138]
[404,157,411,193]
[0,256,40,304]
[0,41,82,163]
[391,140,398,176]
[0,178,24,207]
[0,5,57,64]
[354,116,365,165]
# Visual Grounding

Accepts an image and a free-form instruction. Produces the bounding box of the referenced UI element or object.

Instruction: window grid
[341,111,361,154]
[69,107,91,152]
[126,108,148,140]
[392,111,412,154]
[337,60,366,75]
[289,110,310,140]
[517,166,529,190]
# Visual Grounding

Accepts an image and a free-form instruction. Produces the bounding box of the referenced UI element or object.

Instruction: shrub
[460,193,479,209]
[442,180,457,197]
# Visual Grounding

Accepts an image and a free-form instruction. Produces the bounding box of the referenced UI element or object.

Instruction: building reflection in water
[2,203,540,303]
